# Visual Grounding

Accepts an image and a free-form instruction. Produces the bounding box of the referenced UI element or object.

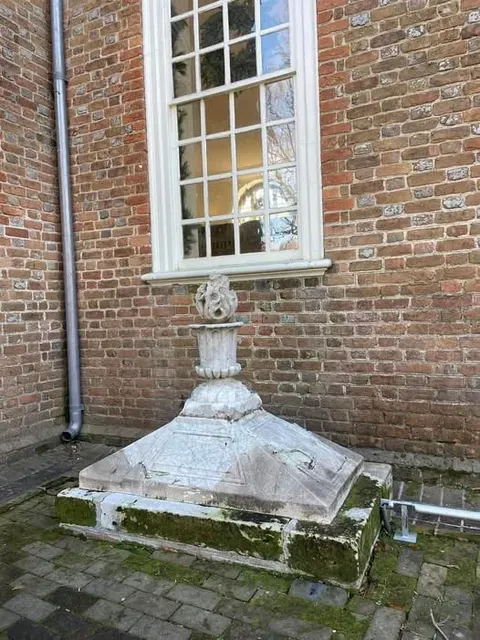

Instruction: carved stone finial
[195,275,238,324]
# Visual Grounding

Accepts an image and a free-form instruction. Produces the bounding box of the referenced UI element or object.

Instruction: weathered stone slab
[56,464,391,589]
[78,408,363,525]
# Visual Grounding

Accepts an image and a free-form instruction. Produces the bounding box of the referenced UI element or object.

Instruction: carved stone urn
[191,275,242,380]
[182,274,262,420]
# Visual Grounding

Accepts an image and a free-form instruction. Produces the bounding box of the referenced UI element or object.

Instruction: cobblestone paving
[1,447,479,639]
[0,443,117,508]
[0,478,478,639]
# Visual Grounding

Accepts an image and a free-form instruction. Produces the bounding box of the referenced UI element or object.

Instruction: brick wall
[65,0,480,464]
[0,0,65,456]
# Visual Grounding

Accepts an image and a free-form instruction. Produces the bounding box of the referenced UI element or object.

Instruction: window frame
[141,0,331,283]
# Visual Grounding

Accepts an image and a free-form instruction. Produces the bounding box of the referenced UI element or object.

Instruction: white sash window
[142,0,330,282]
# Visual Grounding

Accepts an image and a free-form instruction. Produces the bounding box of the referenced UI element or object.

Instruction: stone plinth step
[56,463,391,590]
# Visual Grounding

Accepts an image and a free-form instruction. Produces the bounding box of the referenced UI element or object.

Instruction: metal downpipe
[51,0,83,441]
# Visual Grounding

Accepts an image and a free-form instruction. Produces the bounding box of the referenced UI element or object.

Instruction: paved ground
[0,443,479,639]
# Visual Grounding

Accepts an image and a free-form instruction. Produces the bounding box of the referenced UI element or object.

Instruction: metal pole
[51,0,83,441]
[381,499,480,523]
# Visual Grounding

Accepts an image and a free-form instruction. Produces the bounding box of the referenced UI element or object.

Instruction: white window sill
[141,258,332,285]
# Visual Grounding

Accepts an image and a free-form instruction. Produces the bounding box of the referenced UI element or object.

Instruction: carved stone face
[195,274,238,323]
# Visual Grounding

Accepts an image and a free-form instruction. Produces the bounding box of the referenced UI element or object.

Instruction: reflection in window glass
[201,49,225,89]
[234,87,260,128]
[179,142,202,179]
[270,212,298,251]
[211,220,235,256]
[208,179,233,216]
[207,137,232,176]
[181,183,204,220]
[267,123,296,166]
[199,7,224,49]
[173,59,196,98]
[198,0,216,6]
[230,39,256,83]
[268,168,297,208]
[171,17,194,57]
[236,130,263,170]
[171,0,193,18]
[238,173,264,212]
[183,224,207,258]
[205,94,230,134]
[262,29,290,74]
[177,101,201,140]
[266,78,295,122]
[260,0,289,29]
[240,217,265,254]
[229,0,255,39]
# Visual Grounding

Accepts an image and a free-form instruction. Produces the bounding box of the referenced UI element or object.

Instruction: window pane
[207,137,232,176]
[171,17,194,57]
[177,102,201,140]
[270,212,298,251]
[234,87,260,128]
[268,168,297,208]
[236,130,262,170]
[230,39,256,83]
[211,220,235,256]
[262,29,290,74]
[229,0,255,39]
[240,216,265,254]
[238,173,264,212]
[181,183,204,220]
[199,7,224,49]
[180,142,202,179]
[266,78,294,122]
[267,123,296,165]
[208,179,233,216]
[173,59,196,97]
[201,49,225,90]
[260,0,289,29]
[198,0,215,6]
[183,224,207,258]
[171,0,192,17]
[205,94,230,134]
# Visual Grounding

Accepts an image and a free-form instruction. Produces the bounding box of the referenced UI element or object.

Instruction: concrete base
[56,462,392,589]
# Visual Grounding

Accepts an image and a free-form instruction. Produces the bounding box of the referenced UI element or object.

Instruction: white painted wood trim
[141,0,327,280]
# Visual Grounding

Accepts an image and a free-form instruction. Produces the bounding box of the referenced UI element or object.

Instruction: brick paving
[0,445,479,639]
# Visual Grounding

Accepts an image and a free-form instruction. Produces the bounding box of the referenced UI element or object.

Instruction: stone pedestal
[56,275,392,587]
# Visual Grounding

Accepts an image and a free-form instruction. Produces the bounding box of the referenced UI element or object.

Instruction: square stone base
[56,463,392,589]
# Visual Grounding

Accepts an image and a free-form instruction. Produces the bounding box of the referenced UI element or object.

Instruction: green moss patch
[254,591,369,640]
[119,506,282,560]
[237,567,292,594]
[123,549,206,585]
[412,534,479,589]
[56,495,96,527]
[365,535,416,612]
[287,475,382,585]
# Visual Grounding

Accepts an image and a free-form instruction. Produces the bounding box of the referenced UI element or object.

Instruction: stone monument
[57,275,391,587]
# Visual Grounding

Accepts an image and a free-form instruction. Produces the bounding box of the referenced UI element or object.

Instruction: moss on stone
[365,535,416,612]
[237,567,292,594]
[287,475,382,585]
[343,475,380,511]
[254,591,369,640]
[55,495,96,527]
[119,506,282,560]
[123,551,206,585]
[412,533,478,589]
